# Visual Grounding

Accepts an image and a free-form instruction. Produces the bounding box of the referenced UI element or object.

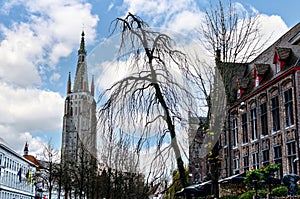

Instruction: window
[232,118,238,147]
[241,113,248,143]
[275,61,281,73]
[254,68,262,87]
[243,155,249,172]
[262,149,269,166]
[237,89,242,99]
[287,141,297,174]
[284,88,294,127]
[255,76,259,87]
[260,102,268,136]
[224,129,227,147]
[271,96,280,131]
[274,145,282,160]
[250,108,258,140]
[274,145,283,178]
[252,152,259,170]
[233,157,239,174]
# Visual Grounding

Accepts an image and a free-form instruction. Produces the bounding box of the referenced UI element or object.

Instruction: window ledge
[285,124,295,130]
[251,139,258,143]
[261,134,269,139]
[272,130,280,135]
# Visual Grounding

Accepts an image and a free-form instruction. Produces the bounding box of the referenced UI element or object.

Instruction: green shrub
[272,186,288,197]
[219,195,239,199]
[238,190,255,199]
[257,189,267,198]
[297,184,300,195]
[238,189,267,199]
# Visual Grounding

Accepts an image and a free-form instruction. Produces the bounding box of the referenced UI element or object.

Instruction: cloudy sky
[0,0,298,157]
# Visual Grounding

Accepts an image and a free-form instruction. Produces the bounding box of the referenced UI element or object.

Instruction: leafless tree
[189,0,271,197]
[39,139,60,199]
[99,125,148,198]
[98,12,202,190]
[200,0,269,63]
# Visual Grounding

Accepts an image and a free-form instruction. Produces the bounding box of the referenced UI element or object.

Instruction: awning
[175,181,212,197]
[219,172,246,184]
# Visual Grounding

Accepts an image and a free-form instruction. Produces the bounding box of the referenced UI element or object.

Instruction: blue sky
[0,0,298,157]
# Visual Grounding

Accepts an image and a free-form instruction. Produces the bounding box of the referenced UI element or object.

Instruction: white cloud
[122,0,203,34]
[167,10,204,33]
[108,2,114,11]
[0,82,64,155]
[257,14,288,45]
[0,0,99,86]
[0,82,64,133]
[0,23,42,86]
[50,72,61,83]
[0,0,98,154]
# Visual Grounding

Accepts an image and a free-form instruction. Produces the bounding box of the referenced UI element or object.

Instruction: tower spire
[24,142,29,156]
[73,31,89,92]
[67,72,72,94]
[79,31,86,55]
[91,75,95,96]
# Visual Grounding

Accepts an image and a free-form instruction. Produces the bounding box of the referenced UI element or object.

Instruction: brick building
[219,22,300,180]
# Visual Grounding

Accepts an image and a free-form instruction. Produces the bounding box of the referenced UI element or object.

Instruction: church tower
[61,31,97,163]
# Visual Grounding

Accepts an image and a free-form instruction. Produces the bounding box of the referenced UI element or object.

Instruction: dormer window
[236,78,248,99]
[254,68,262,87]
[273,47,291,73]
[254,64,269,87]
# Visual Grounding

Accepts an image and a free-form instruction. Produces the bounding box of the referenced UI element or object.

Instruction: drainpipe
[292,70,300,175]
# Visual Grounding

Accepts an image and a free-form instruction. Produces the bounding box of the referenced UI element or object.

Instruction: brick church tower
[61,31,97,164]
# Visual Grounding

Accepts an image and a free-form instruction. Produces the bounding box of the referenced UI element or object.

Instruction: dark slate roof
[237,78,249,89]
[276,47,291,60]
[255,64,270,76]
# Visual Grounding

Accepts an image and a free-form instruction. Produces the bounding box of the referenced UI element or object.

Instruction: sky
[0,0,298,159]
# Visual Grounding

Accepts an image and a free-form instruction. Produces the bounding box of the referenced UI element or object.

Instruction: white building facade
[0,138,36,199]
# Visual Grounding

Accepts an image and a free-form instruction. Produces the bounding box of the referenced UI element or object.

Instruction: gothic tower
[61,31,97,163]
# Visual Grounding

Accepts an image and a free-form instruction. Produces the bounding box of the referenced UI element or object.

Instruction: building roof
[221,22,300,107]
[0,137,36,167]
[73,31,89,92]
[23,155,44,169]
[275,47,291,61]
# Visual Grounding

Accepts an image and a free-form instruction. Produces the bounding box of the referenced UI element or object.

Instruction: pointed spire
[78,31,86,55]
[91,75,95,96]
[67,72,72,94]
[24,142,29,156]
[73,32,89,92]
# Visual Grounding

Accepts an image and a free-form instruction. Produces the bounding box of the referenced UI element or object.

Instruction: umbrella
[282,174,300,196]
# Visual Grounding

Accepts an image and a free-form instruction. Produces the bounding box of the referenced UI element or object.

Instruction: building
[219,23,300,181]
[23,142,48,199]
[0,138,36,199]
[188,115,208,184]
[61,31,97,163]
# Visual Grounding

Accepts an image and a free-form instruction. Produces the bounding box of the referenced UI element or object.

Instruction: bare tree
[188,0,271,197]
[200,0,269,63]
[39,139,60,199]
[98,12,202,190]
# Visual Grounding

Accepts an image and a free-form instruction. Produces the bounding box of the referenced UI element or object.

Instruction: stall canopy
[175,180,212,197]
[219,172,246,184]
